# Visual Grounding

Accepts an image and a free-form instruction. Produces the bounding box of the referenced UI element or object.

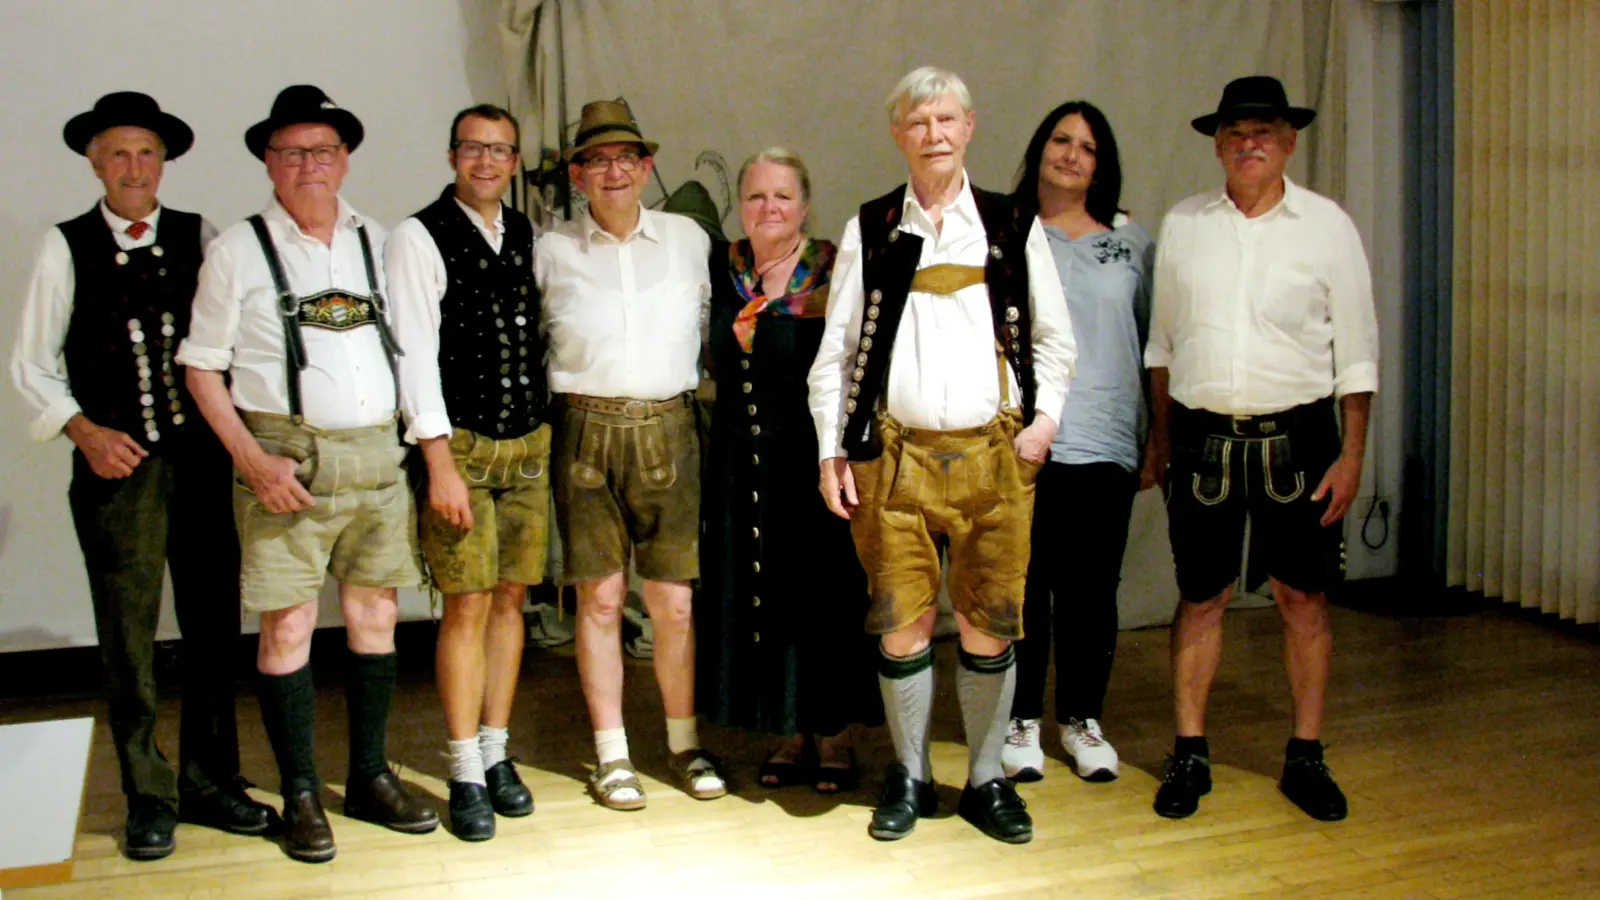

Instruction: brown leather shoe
[282,790,336,863]
[344,770,440,834]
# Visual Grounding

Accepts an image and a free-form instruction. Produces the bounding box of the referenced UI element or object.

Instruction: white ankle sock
[666,717,699,756]
[479,725,510,770]
[449,737,486,786]
[595,727,629,765]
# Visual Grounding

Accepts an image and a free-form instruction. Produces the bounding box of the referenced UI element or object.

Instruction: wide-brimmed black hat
[63,92,194,159]
[244,85,364,160]
[1191,75,1316,136]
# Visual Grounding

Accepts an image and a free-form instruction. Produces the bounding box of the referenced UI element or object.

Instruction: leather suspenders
[246,215,402,423]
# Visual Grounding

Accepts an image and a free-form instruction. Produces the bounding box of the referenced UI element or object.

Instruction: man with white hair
[809,66,1076,844]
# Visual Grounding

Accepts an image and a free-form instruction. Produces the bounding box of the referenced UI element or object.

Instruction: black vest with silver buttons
[413,186,547,437]
[841,184,1038,461]
[58,205,204,450]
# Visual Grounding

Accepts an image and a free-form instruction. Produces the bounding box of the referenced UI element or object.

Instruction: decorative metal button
[161,324,175,337]
[479,258,489,269]
[171,413,185,425]
[139,393,154,407]
[520,285,529,295]
[888,231,899,243]
[115,252,130,266]
[849,383,860,397]
[750,424,761,436]
[751,454,760,465]
[138,378,152,391]
[752,596,761,607]
[1006,324,1020,338]
[869,289,883,303]
[856,352,869,367]
[752,561,761,573]
[740,359,750,370]
[502,378,512,387]
[1006,306,1019,322]
[519,375,530,385]
[852,366,865,382]
[753,632,761,643]
[158,268,167,277]
[131,329,145,343]
[493,303,502,314]
[513,254,523,266]
[128,318,142,330]
[502,393,514,404]
[515,315,527,326]
[169,400,181,412]
[863,321,877,336]
[501,349,511,359]
[989,245,1003,259]
[751,491,759,503]
[518,347,528,356]
[160,312,174,324]
[498,333,510,345]
[135,354,150,367]
[861,337,873,351]
[150,246,164,258]
[162,375,175,387]
[146,430,160,442]
[747,404,757,416]
[752,527,760,539]
[846,399,857,413]
[500,409,511,418]
[142,407,155,419]
[495,318,506,328]
[1010,341,1021,355]
[867,306,880,321]
[742,382,752,393]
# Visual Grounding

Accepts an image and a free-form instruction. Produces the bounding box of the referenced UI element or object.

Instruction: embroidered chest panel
[297,289,378,331]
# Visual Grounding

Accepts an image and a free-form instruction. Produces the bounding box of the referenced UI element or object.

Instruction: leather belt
[1175,397,1333,439]
[560,392,693,419]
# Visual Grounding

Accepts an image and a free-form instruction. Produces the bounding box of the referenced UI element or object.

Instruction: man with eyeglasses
[386,103,545,841]
[536,98,724,811]
[178,84,436,863]
[10,91,275,861]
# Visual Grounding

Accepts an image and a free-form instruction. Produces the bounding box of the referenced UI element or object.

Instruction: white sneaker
[1001,718,1045,783]
[1061,718,1120,782]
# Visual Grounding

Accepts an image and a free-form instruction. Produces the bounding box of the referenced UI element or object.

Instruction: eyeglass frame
[451,140,519,162]
[577,149,647,174]
[266,143,345,167]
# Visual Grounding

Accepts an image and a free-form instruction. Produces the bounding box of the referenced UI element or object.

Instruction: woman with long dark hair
[1001,101,1157,783]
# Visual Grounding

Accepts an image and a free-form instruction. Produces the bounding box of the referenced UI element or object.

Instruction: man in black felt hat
[179,84,436,863]
[1144,75,1379,822]
[9,91,275,861]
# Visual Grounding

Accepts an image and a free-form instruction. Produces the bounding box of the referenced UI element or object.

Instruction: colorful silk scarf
[729,237,836,352]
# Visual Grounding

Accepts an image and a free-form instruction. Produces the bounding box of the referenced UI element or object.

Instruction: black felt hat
[1191,75,1317,136]
[63,92,194,159]
[244,85,365,160]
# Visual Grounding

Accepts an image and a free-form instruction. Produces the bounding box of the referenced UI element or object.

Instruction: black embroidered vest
[413,186,546,437]
[841,185,1037,461]
[58,206,204,450]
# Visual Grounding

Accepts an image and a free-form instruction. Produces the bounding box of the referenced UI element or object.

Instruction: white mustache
[921,144,953,157]
[1235,149,1270,163]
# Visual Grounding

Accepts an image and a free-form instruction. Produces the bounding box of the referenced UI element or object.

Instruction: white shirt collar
[99,199,161,235]
[899,170,978,235]
[582,203,658,247]
[453,196,504,236]
[265,192,364,240]
[1205,175,1304,220]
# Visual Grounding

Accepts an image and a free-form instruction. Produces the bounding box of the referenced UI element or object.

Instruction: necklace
[753,236,803,291]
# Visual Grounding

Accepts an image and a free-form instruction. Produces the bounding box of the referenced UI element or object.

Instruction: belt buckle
[622,399,649,419]
[1231,415,1251,437]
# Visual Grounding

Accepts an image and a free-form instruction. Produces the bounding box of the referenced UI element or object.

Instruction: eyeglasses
[267,144,343,167]
[580,152,643,174]
[453,140,518,162]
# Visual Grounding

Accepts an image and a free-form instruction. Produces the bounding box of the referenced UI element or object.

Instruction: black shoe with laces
[448,781,497,841]
[124,796,178,861]
[868,763,937,841]
[485,759,534,817]
[957,778,1033,844]
[1280,754,1348,821]
[180,776,277,835]
[1153,752,1212,819]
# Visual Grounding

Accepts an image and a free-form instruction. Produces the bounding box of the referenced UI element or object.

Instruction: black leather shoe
[448,781,497,841]
[867,763,938,841]
[957,778,1033,843]
[282,789,336,863]
[344,770,440,834]
[1280,755,1349,821]
[484,759,534,817]
[124,797,177,861]
[1153,752,1212,819]
[180,777,276,835]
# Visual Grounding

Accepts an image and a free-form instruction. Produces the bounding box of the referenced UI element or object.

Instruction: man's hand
[1311,452,1362,527]
[1139,437,1169,491]
[240,449,315,514]
[65,415,147,479]
[1013,414,1055,464]
[819,457,859,520]
[428,464,475,531]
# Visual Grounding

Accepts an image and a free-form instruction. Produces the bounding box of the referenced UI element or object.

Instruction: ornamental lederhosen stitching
[59,206,204,451]
[842,185,1037,462]
[413,186,547,438]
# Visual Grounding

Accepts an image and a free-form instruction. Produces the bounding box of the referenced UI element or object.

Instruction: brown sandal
[669,749,729,800]
[588,758,648,811]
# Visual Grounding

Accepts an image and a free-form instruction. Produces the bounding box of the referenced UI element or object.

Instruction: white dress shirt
[11,201,218,442]
[177,195,397,430]
[1144,177,1379,414]
[387,198,512,443]
[808,174,1077,461]
[536,205,710,400]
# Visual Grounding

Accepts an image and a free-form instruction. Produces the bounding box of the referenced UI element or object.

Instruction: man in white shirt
[178,85,436,863]
[388,103,544,841]
[808,67,1077,844]
[1144,76,1379,823]
[536,99,725,810]
[9,91,272,862]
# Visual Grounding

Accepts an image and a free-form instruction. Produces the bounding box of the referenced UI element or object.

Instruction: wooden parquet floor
[3,604,1599,899]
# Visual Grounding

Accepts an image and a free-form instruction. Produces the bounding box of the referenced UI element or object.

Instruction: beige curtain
[1448,0,1600,624]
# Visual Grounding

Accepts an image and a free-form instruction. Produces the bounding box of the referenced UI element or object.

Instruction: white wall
[0,1,502,651]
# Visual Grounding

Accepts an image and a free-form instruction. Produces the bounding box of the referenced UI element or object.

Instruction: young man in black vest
[10,92,274,860]
[388,104,545,841]
[808,67,1078,844]
[179,85,437,863]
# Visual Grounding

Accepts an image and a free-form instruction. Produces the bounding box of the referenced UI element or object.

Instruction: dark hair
[449,103,521,151]
[1010,100,1124,229]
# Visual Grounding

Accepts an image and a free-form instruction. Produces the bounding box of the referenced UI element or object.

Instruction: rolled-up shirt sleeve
[10,229,83,442]
[385,218,452,443]
[1023,218,1076,421]
[807,216,864,461]
[1143,212,1178,370]
[1328,211,1379,396]
[175,239,242,371]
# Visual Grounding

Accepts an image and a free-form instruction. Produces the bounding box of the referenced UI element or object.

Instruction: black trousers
[1011,461,1138,723]
[67,429,243,802]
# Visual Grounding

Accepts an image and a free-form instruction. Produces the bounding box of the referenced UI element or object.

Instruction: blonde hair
[885,66,972,124]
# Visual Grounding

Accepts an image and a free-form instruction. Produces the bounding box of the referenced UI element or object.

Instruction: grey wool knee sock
[877,643,935,783]
[958,644,1017,787]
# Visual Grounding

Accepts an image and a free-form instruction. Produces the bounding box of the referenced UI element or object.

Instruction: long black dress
[696,238,882,736]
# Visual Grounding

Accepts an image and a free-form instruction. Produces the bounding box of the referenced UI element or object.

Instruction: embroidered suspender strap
[247,214,309,422]
[355,225,403,413]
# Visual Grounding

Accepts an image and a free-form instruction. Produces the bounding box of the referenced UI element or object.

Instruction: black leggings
[1011,461,1138,723]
